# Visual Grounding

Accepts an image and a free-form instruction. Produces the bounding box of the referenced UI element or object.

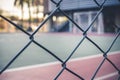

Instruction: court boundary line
[5,51,120,73]
[94,72,118,80]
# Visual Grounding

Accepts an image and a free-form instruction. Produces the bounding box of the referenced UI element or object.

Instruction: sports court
[0,51,120,80]
[0,33,120,80]
[0,0,120,80]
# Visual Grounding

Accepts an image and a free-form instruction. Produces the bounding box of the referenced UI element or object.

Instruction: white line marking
[5,61,60,72]
[70,51,120,62]
[5,51,120,72]
[94,72,118,80]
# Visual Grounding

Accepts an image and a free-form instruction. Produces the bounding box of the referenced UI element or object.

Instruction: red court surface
[0,51,120,80]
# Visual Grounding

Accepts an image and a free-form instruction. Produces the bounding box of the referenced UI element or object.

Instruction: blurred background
[0,0,120,69]
[0,0,120,33]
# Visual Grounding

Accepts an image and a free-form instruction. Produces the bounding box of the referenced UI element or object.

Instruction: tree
[32,0,41,25]
[14,0,24,27]
[14,0,32,31]
[26,0,32,30]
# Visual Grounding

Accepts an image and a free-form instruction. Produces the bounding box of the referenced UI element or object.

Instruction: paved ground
[0,33,120,69]
[0,33,120,80]
[0,52,120,80]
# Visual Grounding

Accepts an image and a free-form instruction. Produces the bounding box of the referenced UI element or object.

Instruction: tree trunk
[27,1,32,31]
[21,5,24,27]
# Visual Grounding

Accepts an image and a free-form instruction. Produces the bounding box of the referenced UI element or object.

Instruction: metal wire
[0,0,120,80]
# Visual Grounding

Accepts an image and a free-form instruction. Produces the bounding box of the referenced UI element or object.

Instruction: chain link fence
[0,0,120,80]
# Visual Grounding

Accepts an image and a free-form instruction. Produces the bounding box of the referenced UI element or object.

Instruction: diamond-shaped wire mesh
[0,0,120,80]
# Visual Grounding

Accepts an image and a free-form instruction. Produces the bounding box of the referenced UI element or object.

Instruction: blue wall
[49,0,120,11]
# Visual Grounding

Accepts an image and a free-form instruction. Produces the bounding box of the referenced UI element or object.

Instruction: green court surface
[0,33,120,69]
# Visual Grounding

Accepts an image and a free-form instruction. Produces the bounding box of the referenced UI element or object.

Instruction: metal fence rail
[0,0,120,80]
